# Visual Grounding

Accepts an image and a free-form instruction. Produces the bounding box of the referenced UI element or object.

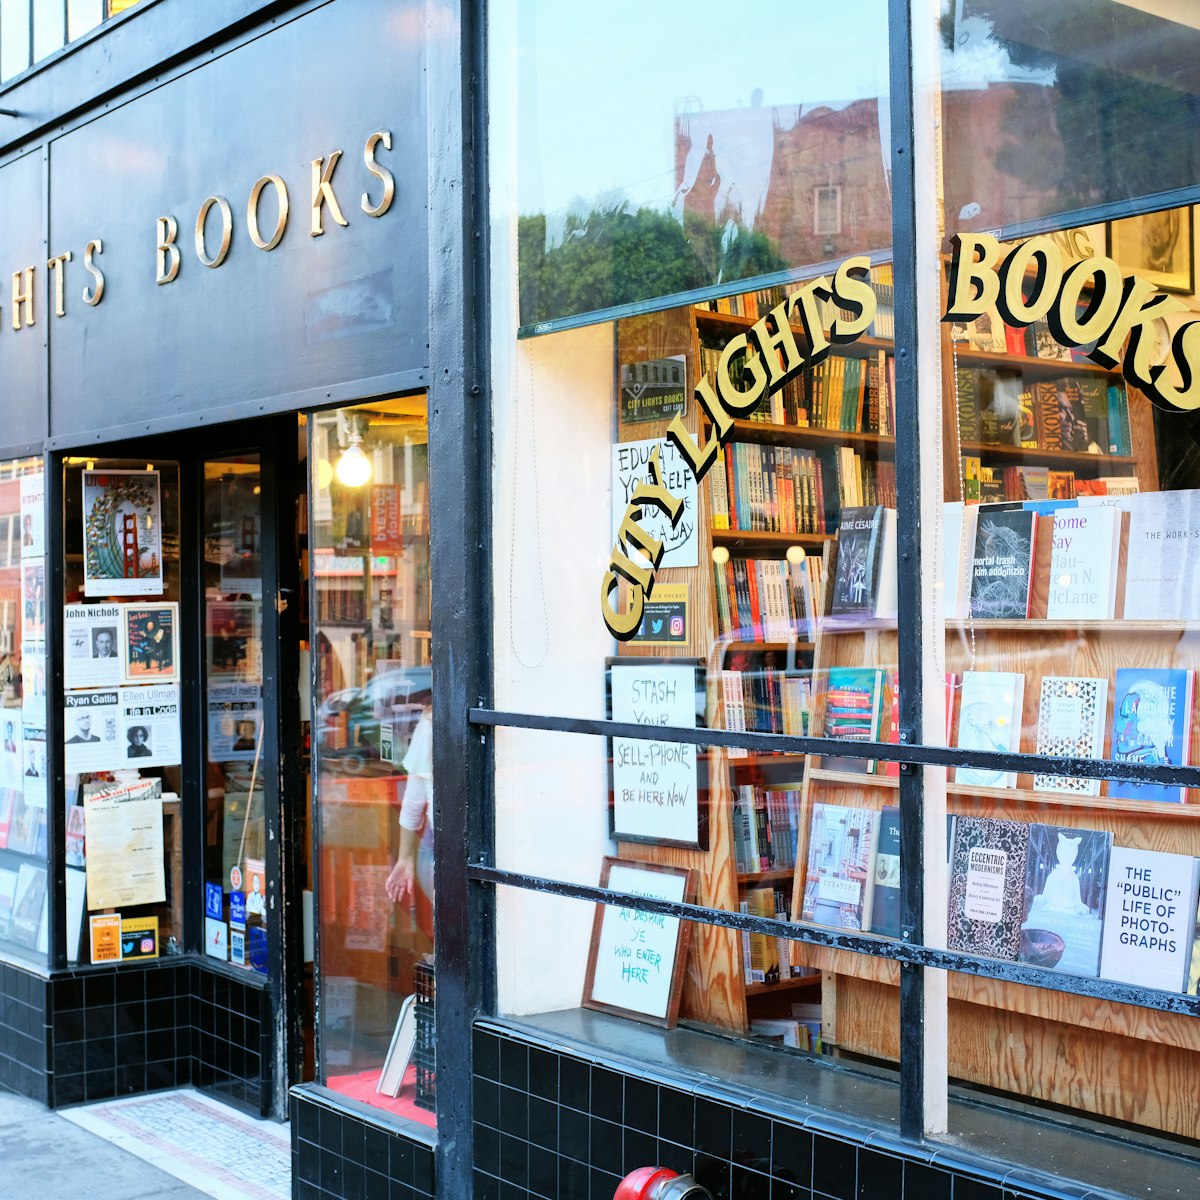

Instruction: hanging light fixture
[336,418,372,487]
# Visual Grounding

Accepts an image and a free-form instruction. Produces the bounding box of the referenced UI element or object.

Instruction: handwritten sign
[611,438,697,568]
[584,859,692,1026]
[610,662,702,847]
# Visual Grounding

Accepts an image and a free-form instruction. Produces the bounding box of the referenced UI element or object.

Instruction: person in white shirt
[384,707,434,929]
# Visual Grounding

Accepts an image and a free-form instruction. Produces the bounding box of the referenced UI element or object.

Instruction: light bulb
[785,545,807,565]
[711,546,730,565]
[336,439,372,487]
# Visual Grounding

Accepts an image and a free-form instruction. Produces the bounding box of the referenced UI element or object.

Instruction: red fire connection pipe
[613,1166,713,1200]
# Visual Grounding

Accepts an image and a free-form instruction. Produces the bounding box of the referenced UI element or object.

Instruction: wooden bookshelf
[711,530,830,552]
[952,346,1121,379]
[726,419,896,453]
[959,440,1138,469]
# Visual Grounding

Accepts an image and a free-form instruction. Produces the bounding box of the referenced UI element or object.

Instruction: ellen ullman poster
[82,470,164,598]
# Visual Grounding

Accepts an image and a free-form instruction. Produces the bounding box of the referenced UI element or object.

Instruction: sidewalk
[0,1091,212,1199]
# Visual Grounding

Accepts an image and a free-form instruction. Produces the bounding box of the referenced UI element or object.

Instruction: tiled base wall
[470,1025,1114,1200]
[290,1087,435,1200]
[0,957,270,1112]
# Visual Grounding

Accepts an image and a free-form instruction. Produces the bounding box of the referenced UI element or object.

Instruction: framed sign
[583,858,694,1028]
[1108,208,1195,295]
[607,658,708,849]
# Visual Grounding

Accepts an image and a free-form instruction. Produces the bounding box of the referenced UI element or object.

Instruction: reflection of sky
[516,0,890,221]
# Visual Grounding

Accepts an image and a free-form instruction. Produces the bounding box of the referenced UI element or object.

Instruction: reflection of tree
[518,203,785,327]
[952,1,1200,218]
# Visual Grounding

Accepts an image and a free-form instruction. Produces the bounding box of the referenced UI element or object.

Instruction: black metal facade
[0,3,1197,1200]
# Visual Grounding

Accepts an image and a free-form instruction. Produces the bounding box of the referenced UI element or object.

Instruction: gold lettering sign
[600,256,878,639]
[944,231,1195,411]
[194,196,234,268]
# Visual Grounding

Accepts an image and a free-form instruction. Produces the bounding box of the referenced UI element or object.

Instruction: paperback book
[821,667,887,773]
[954,671,1025,788]
[1100,846,1200,991]
[800,804,880,932]
[947,816,1030,961]
[830,506,897,620]
[1109,668,1195,803]
[1032,675,1108,795]
[969,506,1038,619]
[1122,490,1200,621]
[1019,824,1111,977]
[1044,507,1121,621]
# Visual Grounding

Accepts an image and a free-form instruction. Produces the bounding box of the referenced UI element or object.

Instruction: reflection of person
[385,706,434,936]
[126,725,152,758]
[245,873,266,918]
[24,748,39,776]
[93,629,116,658]
[3,722,14,753]
[67,712,101,743]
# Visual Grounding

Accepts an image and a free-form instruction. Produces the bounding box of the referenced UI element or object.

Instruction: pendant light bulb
[336,432,372,488]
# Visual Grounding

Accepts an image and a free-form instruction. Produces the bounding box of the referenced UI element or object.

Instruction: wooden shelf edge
[807,767,1200,818]
[960,440,1137,468]
[952,346,1120,377]
[955,618,1200,633]
[711,529,831,549]
[727,419,895,450]
[744,976,818,996]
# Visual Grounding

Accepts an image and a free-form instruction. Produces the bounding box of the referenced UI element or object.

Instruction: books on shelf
[1045,507,1121,620]
[1109,668,1195,804]
[714,557,807,642]
[741,886,783,985]
[1032,676,1108,795]
[800,803,880,931]
[870,806,902,939]
[715,442,827,535]
[954,670,1025,788]
[947,816,1030,961]
[719,651,807,737]
[820,667,889,773]
[1019,824,1111,977]
[969,506,1038,619]
[830,506,897,620]
[1099,847,1200,991]
[732,785,802,874]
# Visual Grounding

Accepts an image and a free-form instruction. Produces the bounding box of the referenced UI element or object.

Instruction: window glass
[0,456,46,967]
[503,0,891,330]
[31,0,63,62]
[60,457,183,966]
[490,1,903,1065]
[67,0,102,41]
[202,456,266,973]
[1,2,32,82]
[311,396,435,1124]
[926,0,1200,1142]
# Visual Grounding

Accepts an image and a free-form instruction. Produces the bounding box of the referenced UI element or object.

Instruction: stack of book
[711,443,827,534]
[732,785,802,873]
[713,556,816,642]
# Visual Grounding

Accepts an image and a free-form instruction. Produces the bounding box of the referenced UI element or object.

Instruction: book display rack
[608,228,1200,1134]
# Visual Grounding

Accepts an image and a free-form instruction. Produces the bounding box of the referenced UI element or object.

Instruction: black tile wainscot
[469,1016,1200,1200]
[290,1084,436,1200]
[1,956,271,1112]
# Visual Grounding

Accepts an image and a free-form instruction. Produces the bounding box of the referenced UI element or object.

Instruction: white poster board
[584,859,691,1026]
[611,438,697,568]
[83,778,165,910]
[19,473,44,559]
[64,604,124,690]
[610,661,702,847]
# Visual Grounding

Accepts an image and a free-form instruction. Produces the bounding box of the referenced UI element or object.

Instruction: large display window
[484,0,1200,1163]
[310,395,436,1125]
[0,456,48,966]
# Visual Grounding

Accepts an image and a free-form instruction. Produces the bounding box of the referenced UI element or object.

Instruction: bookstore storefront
[474,2,1200,1200]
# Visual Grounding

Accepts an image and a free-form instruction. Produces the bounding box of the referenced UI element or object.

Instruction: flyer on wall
[207,682,263,762]
[122,603,178,683]
[19,473,44,559]
[21,647,46,717]
[82,777,165,910]
[82,469,164,597]
[21,560,45,640]
[64,604,123,690]
[120,684,182,767]
[20,725,46,806]
[63,690,121,774]
[0,717,22,789]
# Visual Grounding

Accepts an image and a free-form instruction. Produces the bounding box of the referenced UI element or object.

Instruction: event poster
[19,473,44,559]
[215,472,263,596]
[83,777,165,910]
[21,561,45,639]
[82,469,164,597]
[207,601,261,681]
[122,603,178,683]
[20,725,46,806]
[0,718,21,789]
[207,683,263,762]
[64,604,123,690]
[64,690,121,773]
[120,684,182,767]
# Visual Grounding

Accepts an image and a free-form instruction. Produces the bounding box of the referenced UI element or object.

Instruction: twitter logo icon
[651,619,664,634]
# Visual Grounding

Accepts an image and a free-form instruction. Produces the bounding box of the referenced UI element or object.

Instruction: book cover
[1109,668,1195,803]
[801,803,880,932]
[1020,825,1111,977]
[0,867,17,939]
[831,506,897,619]
[1187,894,1200,996]
[942,502,979,619]
[1032,676,1108,795]
[977,372,1021,445]
[821,667,886,773]
[954,670,1025,788]
[1123,490,1200,621]
[1100,846,1200,991]
[1056,379,1093,451]
[947,817,1030,961]
[10,862,46,950]
[1044,507,1121,620]
[969,507,1037,619]
[65,805,86,867]
[1032,381,1062,450]
[870,806,902,939]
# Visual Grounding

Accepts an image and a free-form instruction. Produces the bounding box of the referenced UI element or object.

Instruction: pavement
[0,1090,212,1199]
